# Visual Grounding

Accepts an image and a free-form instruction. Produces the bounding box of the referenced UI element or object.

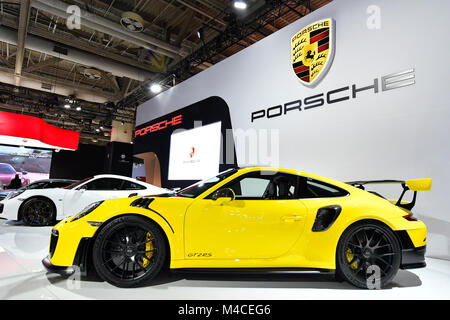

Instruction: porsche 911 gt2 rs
[42,167,430,289]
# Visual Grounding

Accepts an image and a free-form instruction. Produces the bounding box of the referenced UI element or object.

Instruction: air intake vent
[130,197,154,209]
[53,45,68,55]
[312,205,342,232]
[41,83,52,90]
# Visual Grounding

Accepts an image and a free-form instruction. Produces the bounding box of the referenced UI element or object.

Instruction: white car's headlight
[7,189,25,200]
[71,201,104,222]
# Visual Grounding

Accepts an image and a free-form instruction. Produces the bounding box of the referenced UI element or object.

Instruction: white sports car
[0,174,168,226]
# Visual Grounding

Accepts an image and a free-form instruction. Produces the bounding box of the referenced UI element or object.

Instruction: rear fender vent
[312,205,342,232]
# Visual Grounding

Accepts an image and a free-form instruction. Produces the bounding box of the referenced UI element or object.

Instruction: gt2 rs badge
[291,18,335,87]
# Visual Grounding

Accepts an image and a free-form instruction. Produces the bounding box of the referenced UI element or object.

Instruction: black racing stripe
[310,27,329,38]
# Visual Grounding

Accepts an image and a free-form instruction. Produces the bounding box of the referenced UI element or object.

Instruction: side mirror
[22,171,28,175]
[211,188,235,204]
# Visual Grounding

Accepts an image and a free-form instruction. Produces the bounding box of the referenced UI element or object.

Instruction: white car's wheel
[20,197,56,226]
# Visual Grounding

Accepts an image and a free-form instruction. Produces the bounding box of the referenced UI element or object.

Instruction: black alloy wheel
[336,221,401,289]
[92,215,166,287]
[21,198,56,226]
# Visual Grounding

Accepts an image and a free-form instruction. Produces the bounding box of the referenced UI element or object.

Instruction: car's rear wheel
[92,215,166,287]
[336,221,401,289]
[21,198,56,226]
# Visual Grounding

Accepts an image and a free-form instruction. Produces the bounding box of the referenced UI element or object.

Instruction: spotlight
[197,28,204,40]
[150,83,162,94]
[234,0,247,9]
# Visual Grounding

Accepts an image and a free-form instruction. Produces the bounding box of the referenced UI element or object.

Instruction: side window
[84,178,124,191]
[236,177,271,198]
[218,171,299,200]
[298,177,348,198]
[121,181,146,190]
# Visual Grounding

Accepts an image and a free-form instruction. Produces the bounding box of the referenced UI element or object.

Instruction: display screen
[0,145,52,189]
[168,122,222,180]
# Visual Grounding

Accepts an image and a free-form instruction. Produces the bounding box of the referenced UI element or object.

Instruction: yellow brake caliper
[142,233,154,268]
[346,248,357,270]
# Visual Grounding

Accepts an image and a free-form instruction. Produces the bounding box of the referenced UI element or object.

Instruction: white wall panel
[136,0,450,259]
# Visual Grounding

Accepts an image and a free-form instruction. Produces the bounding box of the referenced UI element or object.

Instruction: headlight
[71,201,104,222]
[7,189,25,200]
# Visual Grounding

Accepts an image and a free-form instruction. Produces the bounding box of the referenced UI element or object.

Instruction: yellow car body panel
[47,167,428,272]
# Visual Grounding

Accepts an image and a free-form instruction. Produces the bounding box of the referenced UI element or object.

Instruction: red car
[0,163,30,188]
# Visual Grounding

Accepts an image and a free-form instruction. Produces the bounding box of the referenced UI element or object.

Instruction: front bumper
[0,199,20,220]
[400,245,426,269]
[42,256,76,276]
[45,217,98,268]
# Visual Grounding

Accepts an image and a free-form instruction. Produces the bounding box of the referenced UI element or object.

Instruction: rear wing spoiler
[345,178,432,210]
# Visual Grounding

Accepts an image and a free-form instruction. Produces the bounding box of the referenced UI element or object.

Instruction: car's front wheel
[336,220,401,289]
[92,215,167,287]
[21,198,56,226]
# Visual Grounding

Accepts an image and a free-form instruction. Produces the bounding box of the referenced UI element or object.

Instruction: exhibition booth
[134,0,450,261]
[0,0,449,303]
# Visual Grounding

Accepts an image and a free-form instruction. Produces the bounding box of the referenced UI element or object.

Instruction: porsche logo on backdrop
[291,18,335,86]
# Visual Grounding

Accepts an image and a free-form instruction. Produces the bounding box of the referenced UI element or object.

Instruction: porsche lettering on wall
[291,18,335,87]
[251,69,416,122]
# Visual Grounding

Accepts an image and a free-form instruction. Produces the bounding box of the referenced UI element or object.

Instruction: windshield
[0,163,16,174]
[176,168,238,198]
[64,177,92,189]
[25,181,49,190]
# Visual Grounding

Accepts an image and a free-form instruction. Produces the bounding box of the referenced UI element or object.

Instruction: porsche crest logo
[291,18,335,86]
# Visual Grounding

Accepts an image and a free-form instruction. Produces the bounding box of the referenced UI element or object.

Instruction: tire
[92,215,167,287]
[21,197,56,226]
[336,220,401,289]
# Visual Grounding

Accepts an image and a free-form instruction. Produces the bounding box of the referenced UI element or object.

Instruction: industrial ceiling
[0,0,330,145]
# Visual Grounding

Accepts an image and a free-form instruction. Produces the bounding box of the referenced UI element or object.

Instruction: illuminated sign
[134,114,182,137]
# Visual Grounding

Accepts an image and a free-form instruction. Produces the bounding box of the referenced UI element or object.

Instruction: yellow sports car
[42,167,430,288]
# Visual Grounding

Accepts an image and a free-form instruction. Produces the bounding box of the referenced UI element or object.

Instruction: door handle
[282,215,303,222]
[128,193,138,198]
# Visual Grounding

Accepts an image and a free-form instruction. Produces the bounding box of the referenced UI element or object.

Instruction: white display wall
[136,0,450,259]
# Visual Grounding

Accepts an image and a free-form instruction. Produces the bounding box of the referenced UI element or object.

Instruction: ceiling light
[120,12,145,33]
[76,106,82,111]
[197,28,204,40]
[95,128,100,133]
[64,104,71,109]
[150,83,162,94]
[234,0,247,10]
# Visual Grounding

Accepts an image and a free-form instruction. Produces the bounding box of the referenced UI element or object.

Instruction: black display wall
[49,143,107,180]
[104,141,133,177]
[133,96,237,189]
